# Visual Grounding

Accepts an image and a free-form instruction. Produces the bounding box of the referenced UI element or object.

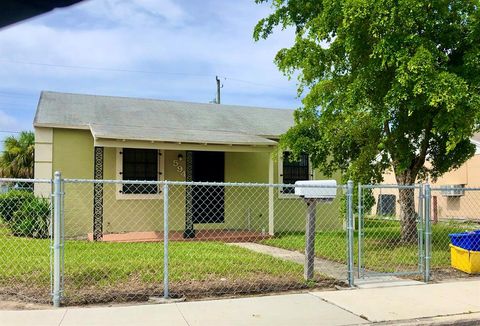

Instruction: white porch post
[268,155,275,236]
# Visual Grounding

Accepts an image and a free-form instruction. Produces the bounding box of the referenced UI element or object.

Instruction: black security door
[191,151,225,223]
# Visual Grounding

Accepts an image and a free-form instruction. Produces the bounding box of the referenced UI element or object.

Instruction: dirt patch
[0,285,51,306]
[407,267,479,282]
[0,275,341,308]
[62,274,340,306]
[430,267,479,281]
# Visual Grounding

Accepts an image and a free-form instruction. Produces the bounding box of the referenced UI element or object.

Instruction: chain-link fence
[58,178,349,305]
[0,178,52,303]
[2,176,479,307]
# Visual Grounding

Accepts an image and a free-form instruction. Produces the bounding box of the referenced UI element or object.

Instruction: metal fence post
[357,182,362,278]
[52,171,63,307]
[424,183,432,282]
[163,183,169,299]
[418,185,424,274]
[347,180,354,287]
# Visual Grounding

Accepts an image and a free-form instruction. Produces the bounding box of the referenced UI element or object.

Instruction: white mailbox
[294,180,337,201]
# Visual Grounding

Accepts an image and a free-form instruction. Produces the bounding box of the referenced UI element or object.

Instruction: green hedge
[0,190,50,238]
[10,197,50,238]
[0,190,34,222]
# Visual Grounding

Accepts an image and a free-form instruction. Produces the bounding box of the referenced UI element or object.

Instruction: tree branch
[411,122,432,175]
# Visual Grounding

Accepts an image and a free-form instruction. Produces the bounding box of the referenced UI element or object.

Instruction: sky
[0,0,301,148]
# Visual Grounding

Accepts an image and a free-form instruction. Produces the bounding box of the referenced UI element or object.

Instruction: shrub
[0,190,34,222]
[9,197,50,238]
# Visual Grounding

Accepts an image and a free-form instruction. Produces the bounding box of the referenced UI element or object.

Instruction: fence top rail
[360,184,422,189]
[63,178,347,189]
[0,177,52,184]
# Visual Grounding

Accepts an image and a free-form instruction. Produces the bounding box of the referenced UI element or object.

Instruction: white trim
[278,151,313,199]
[95,138,275,153]
[115,148,165,200]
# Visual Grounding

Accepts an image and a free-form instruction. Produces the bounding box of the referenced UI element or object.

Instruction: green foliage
[0,190,34,222]
[9,196,50,238]
[254,0,480,185]
[0,131,35,178]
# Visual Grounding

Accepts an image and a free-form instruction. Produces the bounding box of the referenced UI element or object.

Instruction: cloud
[0,109,19,130]
[0,0,302,133]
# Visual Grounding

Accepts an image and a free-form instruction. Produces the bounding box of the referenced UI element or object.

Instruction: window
[119,148,162,195]
[280,152,310,194]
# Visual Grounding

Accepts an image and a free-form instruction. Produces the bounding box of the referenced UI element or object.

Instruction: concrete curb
[371,312,480,325]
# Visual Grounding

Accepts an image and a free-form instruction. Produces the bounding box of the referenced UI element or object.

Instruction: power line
[0,59,294,91]
[0,59,213,78]
[223,76,292,91]
[0,130,22,134]
[0,91,38,98]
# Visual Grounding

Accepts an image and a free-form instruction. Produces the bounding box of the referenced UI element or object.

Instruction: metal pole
[216,76,221,104]
[304,199,317,280]
[357,182,362,278]
[424,183,432,282]
[163,183,169,299]
[418,186,424,274]
[347,180,354,287]
[52,171,62,307]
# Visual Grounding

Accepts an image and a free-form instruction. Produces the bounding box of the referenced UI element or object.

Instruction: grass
[2,217,474,304]
[262,218,479,273]
[0,224,308,304]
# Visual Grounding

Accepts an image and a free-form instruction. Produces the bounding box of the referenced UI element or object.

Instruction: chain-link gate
[357,184,426,280]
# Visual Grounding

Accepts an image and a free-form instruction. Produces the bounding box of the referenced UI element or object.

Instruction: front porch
[86,133,278,240]
[87,230,272,243]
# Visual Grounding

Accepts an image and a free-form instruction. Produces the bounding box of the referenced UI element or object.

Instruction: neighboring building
[375,136,480,221]
[33,91,342,238]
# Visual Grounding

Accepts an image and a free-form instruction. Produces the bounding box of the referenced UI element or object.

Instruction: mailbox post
[295,180,337,281]
[304,198,317,280]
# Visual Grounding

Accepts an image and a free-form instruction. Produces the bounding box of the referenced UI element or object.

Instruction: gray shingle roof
[34,91,294,145]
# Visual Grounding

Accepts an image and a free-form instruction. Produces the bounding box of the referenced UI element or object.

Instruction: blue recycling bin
[449,231,480,251]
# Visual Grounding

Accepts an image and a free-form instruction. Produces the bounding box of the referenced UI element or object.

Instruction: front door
[191,151,225,224]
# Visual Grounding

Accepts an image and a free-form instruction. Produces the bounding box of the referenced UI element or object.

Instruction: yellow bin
[450,244,480,274]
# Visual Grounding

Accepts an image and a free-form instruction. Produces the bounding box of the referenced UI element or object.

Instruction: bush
[0,190,34,222]
[9,197,50,238]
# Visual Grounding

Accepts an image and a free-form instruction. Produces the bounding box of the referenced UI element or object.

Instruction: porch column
[268,155,274,236]
[184,151,195,238]
[93,146,104,241]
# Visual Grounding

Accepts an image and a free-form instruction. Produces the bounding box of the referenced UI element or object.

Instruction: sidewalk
[1,280,479,326]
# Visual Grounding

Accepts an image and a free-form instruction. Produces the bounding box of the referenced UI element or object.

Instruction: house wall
[373,155,480,221]
[33,127,53,197]
[36,128,344,237]
[430,155,480,220]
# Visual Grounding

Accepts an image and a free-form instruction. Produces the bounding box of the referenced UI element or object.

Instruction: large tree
[254,0,480,242]
[0,131,35,179]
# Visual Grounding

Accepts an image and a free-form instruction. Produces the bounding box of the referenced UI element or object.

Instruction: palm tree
[0,131,35,178]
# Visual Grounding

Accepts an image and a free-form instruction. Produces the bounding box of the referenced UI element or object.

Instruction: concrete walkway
[1,280,479,325]
[230,242,348,281]
[230,243,423,287]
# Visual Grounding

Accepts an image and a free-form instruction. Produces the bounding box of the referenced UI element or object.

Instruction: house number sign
[172,159,186,178]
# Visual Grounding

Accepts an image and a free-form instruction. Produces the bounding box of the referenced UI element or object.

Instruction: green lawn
[262,218,478,273]
[0,225,310,304]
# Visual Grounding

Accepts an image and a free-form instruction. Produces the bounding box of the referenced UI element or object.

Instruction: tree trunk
[396,171,418,243]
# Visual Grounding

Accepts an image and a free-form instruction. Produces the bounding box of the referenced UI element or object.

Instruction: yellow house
[376,135,480,221]
[33,91,343,239]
